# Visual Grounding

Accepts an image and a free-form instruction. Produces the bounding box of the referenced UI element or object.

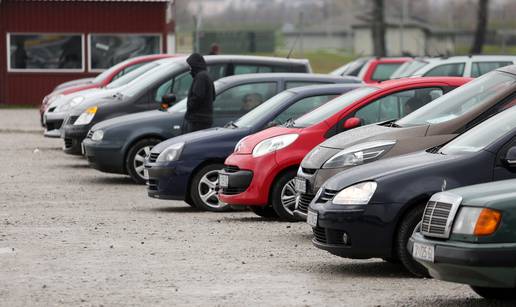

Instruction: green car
[408,179,516,300]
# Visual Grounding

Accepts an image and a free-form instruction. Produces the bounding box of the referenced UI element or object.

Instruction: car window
[154,79,173,103]
[106,62,161,89]
[272,94,339,125]
[355,87,444,125]
[258,66,273,73]
[371,63,403,81]
[471,61,513,78]
[397,71,516,126]
[112,62,146,81]
[424,63,465,77]
[207,64,226,80]
[234,65,260,74]
[171,72,193,101]
[285,81,328,89]
[214,82,277,115]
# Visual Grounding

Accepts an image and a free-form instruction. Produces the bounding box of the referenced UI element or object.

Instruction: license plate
[307,210,318,227]
[81,142,85,155]
[295,177,307,194]
[412,242,435,262]
[219,174,229,188]
[143,168,149,179]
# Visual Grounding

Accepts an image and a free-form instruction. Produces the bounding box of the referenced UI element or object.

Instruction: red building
[0,0,171,105]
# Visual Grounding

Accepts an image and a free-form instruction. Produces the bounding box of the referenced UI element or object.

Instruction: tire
[471,286,516,300]
[395,204,430,277]
[271,169,299,222]
[125,138,161,184]
[190,164,231,212]
[249,205,277,218]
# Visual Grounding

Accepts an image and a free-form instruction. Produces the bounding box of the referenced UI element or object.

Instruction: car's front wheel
[190,164,231,212]
[395,204,430,277]
[471,286,516,300]
[126,138,161,184]
[271,169,299,222]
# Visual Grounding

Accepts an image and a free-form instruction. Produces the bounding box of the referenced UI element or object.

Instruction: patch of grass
[251,50,357,73]
[0,103,37,109]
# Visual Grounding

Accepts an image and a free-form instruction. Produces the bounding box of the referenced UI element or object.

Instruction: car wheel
[126,138,161,184]
[395,204,430,277]
[271,169,298,222]
[249,205,277,218]
[470,286,516,300]
[190,164,231,212]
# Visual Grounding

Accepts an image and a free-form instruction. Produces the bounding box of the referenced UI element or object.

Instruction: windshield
[234,91,295,128]
[330,59,366,76]
[293,87,378,128]
[106,62,161,90]
[440,106,516,155]
[390,60,428,79]
[121,62,182,97]
[91,58,136,84]
[397,71,516,126]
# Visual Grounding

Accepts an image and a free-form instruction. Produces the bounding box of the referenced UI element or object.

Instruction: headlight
[252,134,299,158]
[48,94,63,104]
[156,142,184,162]
[333,181,377,205]
[57,96,84,112]
[323,140,396,169]
[234,138,246,153]
[91,130,104,141]
[73,106,98,125]
[452,207,501,236]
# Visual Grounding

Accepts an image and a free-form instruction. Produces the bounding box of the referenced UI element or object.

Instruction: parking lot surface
[0,110,506,306]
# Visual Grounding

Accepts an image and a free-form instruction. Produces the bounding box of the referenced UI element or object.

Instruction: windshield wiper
[380,119,401,128]
[225,121,238,128]
[113,92,124,100]
[426,145,444,154]
[284,118,295,128]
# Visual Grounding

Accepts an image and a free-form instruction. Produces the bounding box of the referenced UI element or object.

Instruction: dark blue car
[145,83,362,211]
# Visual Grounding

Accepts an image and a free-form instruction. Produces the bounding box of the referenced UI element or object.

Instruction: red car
[218,77,471,221]
[39,54,177,125]
[359,57,411,83]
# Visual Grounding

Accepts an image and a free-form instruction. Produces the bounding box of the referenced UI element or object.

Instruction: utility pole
[399,0,408,55]
[299,11,304,57]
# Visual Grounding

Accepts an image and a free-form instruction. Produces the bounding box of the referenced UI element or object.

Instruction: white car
[410,55,516,78]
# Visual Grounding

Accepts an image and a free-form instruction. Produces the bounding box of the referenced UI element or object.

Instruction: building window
[7,33,84,72]
[88,34,162,71]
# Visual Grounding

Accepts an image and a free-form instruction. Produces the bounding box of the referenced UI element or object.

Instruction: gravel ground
[0,109,509,306]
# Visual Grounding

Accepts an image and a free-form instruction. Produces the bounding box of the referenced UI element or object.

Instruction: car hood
[444,179,516,208]
[69,90,124,116]
[323,150,453,191]
[233,126,303,154]
[151,127,249,153]
[302,123,428,169]
[92,110,182,131]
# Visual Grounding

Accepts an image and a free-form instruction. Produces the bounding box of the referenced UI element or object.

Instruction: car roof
[204,55,310,65]
[215,73,360,85]
[375,76,471,88]
[286,83,363,95]
[497,64,516,75]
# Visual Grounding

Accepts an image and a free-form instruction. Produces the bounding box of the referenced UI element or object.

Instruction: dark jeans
[181,120,212,134]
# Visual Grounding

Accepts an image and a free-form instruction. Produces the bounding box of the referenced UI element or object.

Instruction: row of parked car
[41,54,516,300]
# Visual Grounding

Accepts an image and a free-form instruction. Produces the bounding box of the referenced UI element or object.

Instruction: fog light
[342,232,350,245]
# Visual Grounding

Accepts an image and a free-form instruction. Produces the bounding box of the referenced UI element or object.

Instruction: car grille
[297,193,315,214]
[312,227,327,244]
[66,116,78,125]
[147,178,158,191]
[64,138,73,149]
[148,153,160,163]
[86,130,94,139]
[46,119,63,131]
[317,188,338,203]
[421,200,454,238]
[224,165,240,173]
[302,168,316,175]
[48,106,56,112]
[221,187,246,195]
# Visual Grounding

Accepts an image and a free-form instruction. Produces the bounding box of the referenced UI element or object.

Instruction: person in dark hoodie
[183,53,215,133]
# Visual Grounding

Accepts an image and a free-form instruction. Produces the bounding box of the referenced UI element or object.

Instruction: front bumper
[43,111,68,138]
[409,232,516,288]
[145,159,203,201]
[218,153,278,206]
[62,124,90,155]
[310,201,402,259]
[83,138,125,174]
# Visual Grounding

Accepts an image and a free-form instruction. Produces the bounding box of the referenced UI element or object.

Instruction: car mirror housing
[343,117,362,130]
[504,146,516,167]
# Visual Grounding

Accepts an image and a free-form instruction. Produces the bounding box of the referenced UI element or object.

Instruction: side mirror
[343,117,362,130]
[504,146,516,167]
[160,93,176,110]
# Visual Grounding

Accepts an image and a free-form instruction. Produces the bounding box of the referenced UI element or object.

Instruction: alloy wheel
[133,145,152,180]
[280,178,297,216]
[197,170,227,209]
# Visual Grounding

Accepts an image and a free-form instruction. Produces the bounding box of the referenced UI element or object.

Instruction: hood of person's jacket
[186,53,207,75]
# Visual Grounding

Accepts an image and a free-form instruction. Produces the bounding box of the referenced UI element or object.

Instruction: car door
[212,81,279,127]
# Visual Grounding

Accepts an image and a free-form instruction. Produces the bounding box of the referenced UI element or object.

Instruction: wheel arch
[267,164,300,206]
[122,134,165,172]
[185,158,227,204]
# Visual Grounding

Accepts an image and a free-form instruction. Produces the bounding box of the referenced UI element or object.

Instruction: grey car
[82,73,360,184]
[294,65,516,220]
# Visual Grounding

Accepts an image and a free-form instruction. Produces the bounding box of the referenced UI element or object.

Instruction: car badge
[441,179,447,192]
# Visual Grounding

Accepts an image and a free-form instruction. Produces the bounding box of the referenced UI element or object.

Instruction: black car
[144,83,362,211]
[61,55,314,155]
[83,74,360,183]
[308,105,516,277]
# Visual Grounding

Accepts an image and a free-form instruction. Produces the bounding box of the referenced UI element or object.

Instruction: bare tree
[371,0,386,56]
[470,0,489,54]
